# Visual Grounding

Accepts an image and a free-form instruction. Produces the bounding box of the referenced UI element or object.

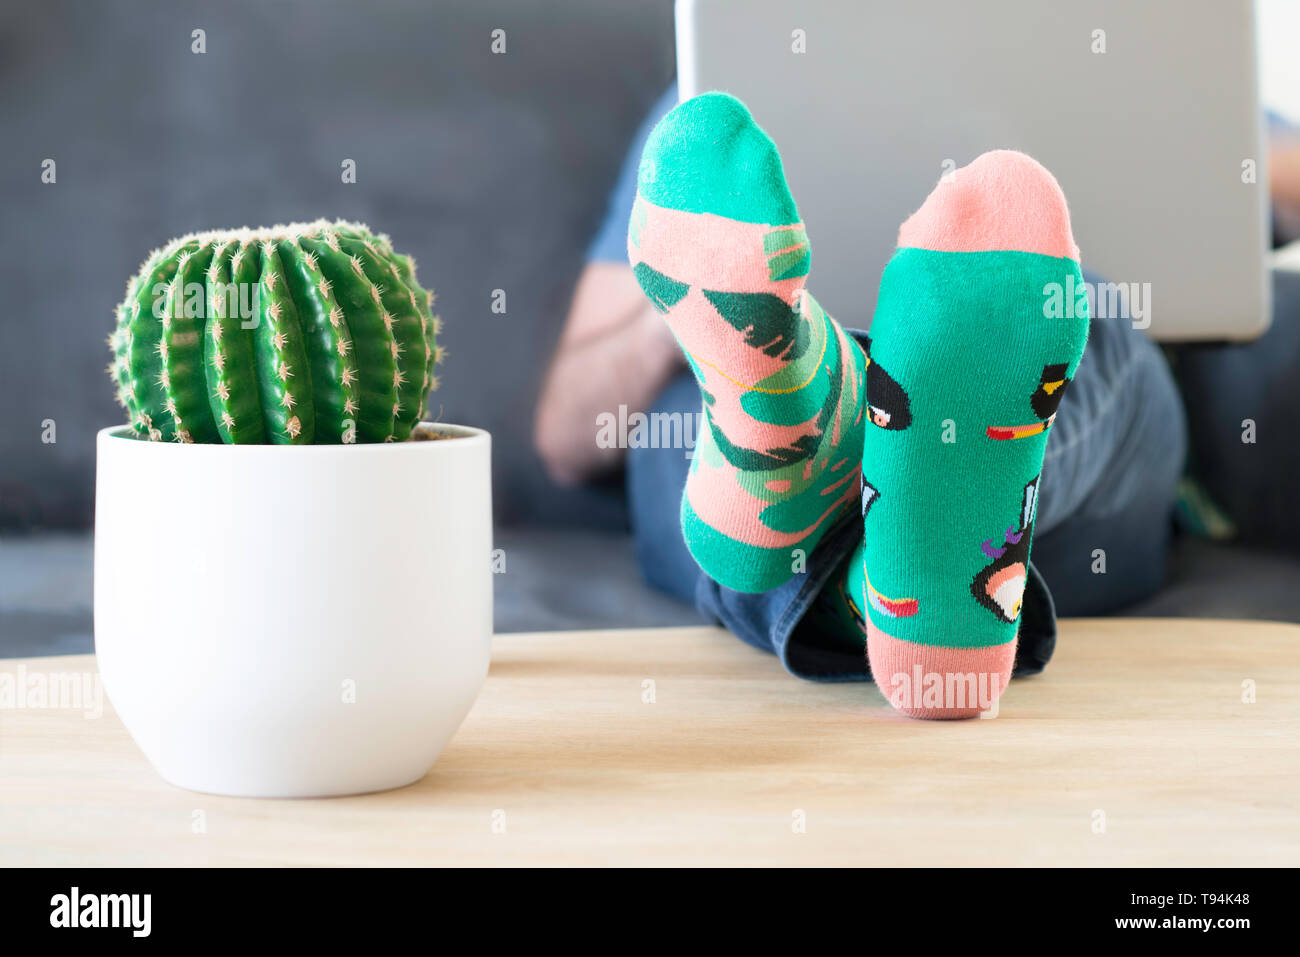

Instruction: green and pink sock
[627,93,867,594]
[847,150,1089,718]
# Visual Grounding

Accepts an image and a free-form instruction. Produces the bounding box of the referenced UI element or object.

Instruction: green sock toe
[638,91,800,225]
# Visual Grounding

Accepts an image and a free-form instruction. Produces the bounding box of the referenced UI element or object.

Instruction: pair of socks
[628,93,1089,719]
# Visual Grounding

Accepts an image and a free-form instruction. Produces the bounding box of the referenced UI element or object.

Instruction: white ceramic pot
[94,423,492,798]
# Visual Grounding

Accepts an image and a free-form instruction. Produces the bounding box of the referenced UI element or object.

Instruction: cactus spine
[108,220,440,444]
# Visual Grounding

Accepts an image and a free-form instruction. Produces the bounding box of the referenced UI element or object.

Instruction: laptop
[677,0,1271,341]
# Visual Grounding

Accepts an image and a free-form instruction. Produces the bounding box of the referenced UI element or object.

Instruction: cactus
[107,220,441,444]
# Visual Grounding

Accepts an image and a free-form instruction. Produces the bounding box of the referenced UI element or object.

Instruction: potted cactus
[94,220,492,798]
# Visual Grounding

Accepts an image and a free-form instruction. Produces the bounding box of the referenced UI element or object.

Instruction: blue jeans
[627,300,1187,683]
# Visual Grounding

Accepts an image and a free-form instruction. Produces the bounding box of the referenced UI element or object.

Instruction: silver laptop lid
[678,0,1270,341]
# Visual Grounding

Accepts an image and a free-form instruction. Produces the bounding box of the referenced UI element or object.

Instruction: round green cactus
[108,220,440,444]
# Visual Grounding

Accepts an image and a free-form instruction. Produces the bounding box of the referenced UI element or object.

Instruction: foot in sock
[846,150,1089,718]
[627,93,867,593]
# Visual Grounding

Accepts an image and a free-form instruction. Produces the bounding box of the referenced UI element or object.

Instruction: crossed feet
[627,93,1089,719]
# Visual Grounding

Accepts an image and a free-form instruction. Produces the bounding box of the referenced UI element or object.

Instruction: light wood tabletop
[1,619,1297,866]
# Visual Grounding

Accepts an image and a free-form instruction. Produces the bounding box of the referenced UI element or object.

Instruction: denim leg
[625,372,705,604]
[1172,268,1300,550]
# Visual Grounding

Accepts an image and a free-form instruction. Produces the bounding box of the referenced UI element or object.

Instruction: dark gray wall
[0,0,674,529]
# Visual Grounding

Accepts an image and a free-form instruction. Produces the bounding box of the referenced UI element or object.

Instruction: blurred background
[0,0,705,656]
[3,0,1300,658]
[0,0,673,530]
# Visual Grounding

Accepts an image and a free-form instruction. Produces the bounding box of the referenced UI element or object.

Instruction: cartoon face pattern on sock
[863,335,912,430]
[865,568,921,619]
[856,475,920,619]
[1031,363,1070,419]
[970,477,1039,622]
[987,362,1072,441]
[861,479,878,519]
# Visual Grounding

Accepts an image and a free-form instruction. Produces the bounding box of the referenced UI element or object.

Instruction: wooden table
[1,620,1296,866]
